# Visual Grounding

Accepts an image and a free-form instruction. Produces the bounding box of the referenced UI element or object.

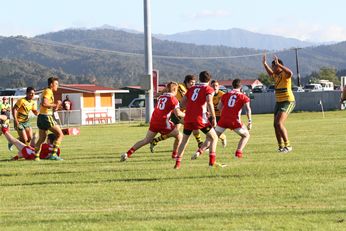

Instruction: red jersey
[21,146,36,160]
[39,143,61,159]
[184,83,214,129]
[218,90,250,129]
[149,93,179,134]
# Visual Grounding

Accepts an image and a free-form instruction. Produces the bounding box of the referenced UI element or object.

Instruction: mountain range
[155,28,316,50]
[0,28,345,89]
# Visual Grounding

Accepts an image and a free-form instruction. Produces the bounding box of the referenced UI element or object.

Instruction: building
[53,84,128,125]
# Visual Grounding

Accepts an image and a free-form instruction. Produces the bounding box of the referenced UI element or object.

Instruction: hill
[155,28,315,50]
[0,29,345,88]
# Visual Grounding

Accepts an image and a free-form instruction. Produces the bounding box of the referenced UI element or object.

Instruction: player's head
[183,74,196,89]
[232,79,242,89]
[26,87,35,100]
[271,58,283,73]
[48,77,59,91]
[166,81,179,95]
[211,80,220,92]
[47,133,57,144]
[199,71,212,83]
[2,96,8,103]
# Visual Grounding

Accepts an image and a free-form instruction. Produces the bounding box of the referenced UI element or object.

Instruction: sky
[1,0,346,42]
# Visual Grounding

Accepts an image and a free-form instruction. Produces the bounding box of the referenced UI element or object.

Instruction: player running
[149,74,203,152]
[215,79,252,158]
[174,71,218,169]
[35,77,64,161]
[120,82,185,161]
[8,87,39,151]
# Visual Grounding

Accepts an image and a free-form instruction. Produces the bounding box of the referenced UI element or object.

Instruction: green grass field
[0,111,345,230]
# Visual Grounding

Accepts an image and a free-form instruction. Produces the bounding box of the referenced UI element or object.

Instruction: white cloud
[256,22,346,42]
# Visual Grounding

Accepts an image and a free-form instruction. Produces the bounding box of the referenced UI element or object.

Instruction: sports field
[0,111,345,230]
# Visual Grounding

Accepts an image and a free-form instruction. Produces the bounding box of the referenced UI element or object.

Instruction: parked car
[304,84,323,92]
[252,85,267,93]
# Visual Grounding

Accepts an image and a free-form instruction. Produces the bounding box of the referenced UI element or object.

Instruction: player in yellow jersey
[210,80,227,148]
[150,74,204,152]
[35,77,64,161]
[263,54,295,153]
[11,87,39,147]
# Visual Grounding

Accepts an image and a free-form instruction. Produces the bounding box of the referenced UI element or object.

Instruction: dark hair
[211,80,219,85]
[183,74,197,85]
[232,79,241,89]
[26,87,35,93]
[199,71,212,83]
[48,77,59,86]
[272,59,283,66]
[47,133,57,143]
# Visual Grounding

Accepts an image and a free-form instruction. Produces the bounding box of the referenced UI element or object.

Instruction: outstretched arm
[262,53,273,76]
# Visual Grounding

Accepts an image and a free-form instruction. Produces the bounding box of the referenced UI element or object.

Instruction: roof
[59,84,129,94]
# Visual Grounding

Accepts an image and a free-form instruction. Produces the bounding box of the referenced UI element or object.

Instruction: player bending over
[120,82,185,161]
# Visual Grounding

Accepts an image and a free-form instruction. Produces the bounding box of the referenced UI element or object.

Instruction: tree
[306,67,340,85]
[258,72,274,86]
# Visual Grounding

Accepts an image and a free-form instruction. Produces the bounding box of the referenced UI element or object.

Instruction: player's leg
[24,126,34,145]
[275,101,295,152]
[48,125,64,160]
[1,125,26,154]
[35,129,48,160]
[121,130,157,161]
[234,126,250,158]
[166,128,182,158]
[192,129,203,148]
[174,129,191,169]
[201,127,218,166]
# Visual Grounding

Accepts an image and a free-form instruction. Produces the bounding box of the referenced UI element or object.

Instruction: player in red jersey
[215,79,252,158]
[0,115,36,160]
[120,82,185,161]
[39,133,61,159]
[174,71,218,169]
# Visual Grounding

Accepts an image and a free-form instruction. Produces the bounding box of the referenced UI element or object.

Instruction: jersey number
[158,97,168,110]
[227,95,237,108]
[191,88,201,101]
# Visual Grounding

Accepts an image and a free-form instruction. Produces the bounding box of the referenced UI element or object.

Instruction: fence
[5,91,344,127]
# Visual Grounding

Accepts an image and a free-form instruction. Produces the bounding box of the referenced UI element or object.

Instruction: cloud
[190,10,230,19]
[256,22,346,42]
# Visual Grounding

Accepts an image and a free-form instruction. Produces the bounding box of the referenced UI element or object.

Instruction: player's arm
[273,55,293,78]
[12,106,19,129]
[173,107,185,118]
[245,102,252,130]
[262,53,273,76]
[217,101,224,112]
[206,94,216,127]
[42,97,61,110]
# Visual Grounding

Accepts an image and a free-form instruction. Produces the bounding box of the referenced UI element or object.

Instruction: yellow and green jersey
[273,71,295,102]
[14,98,37,123]
[177,83,187,102]
[0,102,10,111]
[40,88,54,115]
[213,90,224,117]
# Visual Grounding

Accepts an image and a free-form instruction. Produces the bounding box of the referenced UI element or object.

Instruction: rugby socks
[209,152,216,166]
[171,151,178,159]
[235,149,243,158]
[127,147,136,157]
[194,134,203,147]
[152,135,167,145]
[174,157,181,169]
[278,141,284,149]
[51,141,61,157]
[284,141,291,147]
[34,146,41,160]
